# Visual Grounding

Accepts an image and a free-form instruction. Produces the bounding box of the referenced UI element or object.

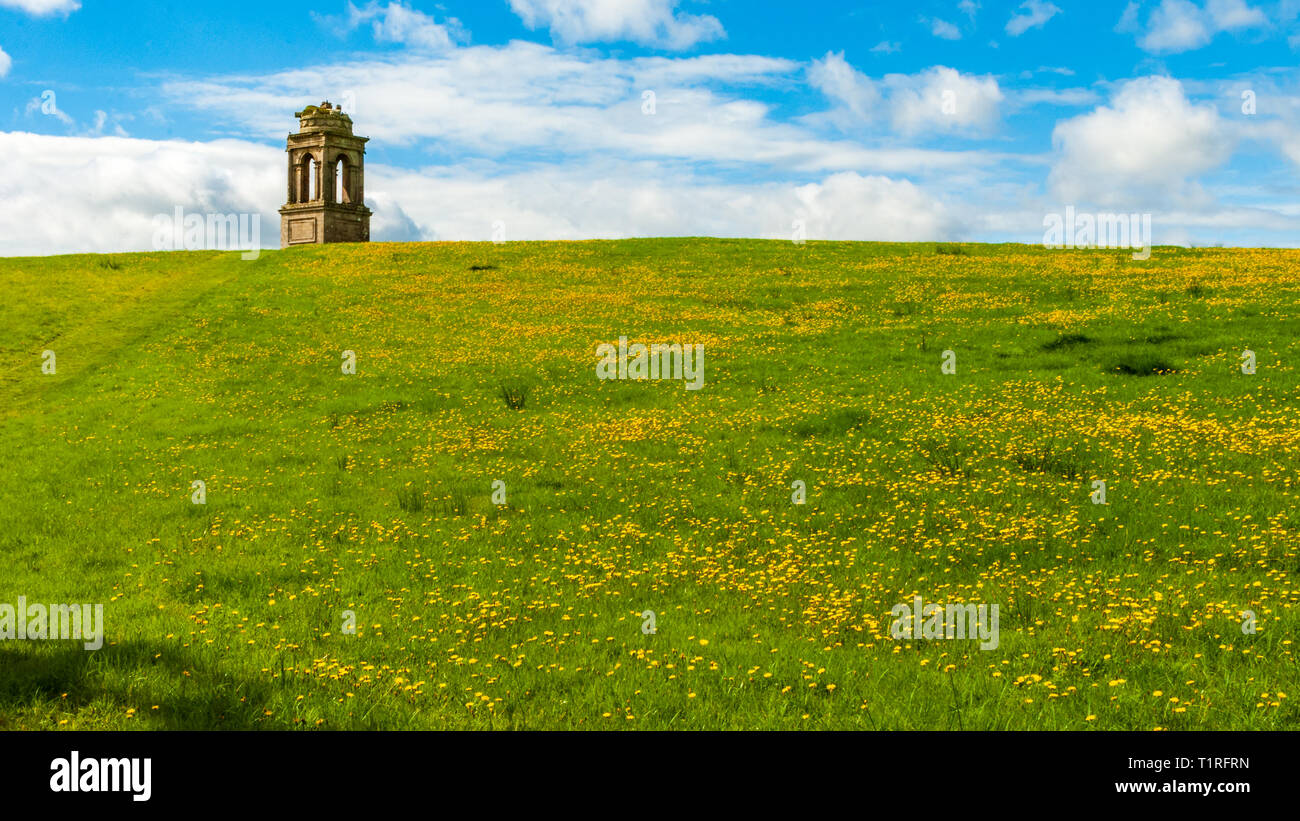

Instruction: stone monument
[279,101,371,247]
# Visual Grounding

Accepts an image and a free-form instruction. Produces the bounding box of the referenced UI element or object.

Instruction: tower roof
[293,101,356,135]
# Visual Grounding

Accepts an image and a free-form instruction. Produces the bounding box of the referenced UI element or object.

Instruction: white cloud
[21,94,137,134]
[1278,132,1300,165]
[923,17,963,40]
[1207,0,1268,29]
[959,1,981,22]
[1141,0,1214,50]
[1252,118,1300,167]
[1005,0,1061,36]
[0,0,78,15]
[870,41,901,54]
[885,66,1003,136]
[1012,87,1101,107]
[1116,1,1141,32]
[806,51,880,124]
[0,132,282,257]
[1127,0,1268,53]
[1019,66,1076,79]
[0,45,10,79]
[508,0,724,50]
[162,44,1007,174]
[378,164,962,243]
[791,172,961,240]
[1049,76,1235,208]
[808,55,1002,137]
[338,1,466,51]
[87,109,130,137]
[1243,93,1300,168]
[24,94,74,125]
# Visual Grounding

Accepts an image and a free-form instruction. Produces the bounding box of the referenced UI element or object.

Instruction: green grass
[0,239,1297,730]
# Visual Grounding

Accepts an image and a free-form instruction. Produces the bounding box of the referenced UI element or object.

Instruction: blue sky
[2,0,1299,253]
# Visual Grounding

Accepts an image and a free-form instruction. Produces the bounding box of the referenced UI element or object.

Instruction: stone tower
[279,101,372,247]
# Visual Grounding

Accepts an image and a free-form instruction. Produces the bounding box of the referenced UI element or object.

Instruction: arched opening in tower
[335,156,350,203]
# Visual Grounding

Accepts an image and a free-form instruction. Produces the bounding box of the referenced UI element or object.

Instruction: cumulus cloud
[364,191,426,242]
[806,51,880,125]
[1123,0,1268,53]
[507,0,724,50]
[1048,76,1235,208]
[372,164,965,242]
[328,1,467,51]
[887,66,1003,136]
[0,45,11,79]
[0,0,78,15]
[807,54,1003,137]
[1243,88,1300,170]
[1142,0,1215,50]
[0,132,281,256]
[1005,0,1061,36]
[1278,132,1300,165]
[791,172,962,241]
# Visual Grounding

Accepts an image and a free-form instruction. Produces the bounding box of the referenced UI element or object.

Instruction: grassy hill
[1,238,1297,729]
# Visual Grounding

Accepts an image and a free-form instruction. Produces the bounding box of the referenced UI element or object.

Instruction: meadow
[0,238,1296,730]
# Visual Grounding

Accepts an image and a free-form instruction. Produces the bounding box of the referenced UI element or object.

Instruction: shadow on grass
[0,639,279,729]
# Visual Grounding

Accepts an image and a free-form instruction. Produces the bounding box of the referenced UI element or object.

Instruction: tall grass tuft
[918,440,974,478]
[1013,443,1084,480]
[396,484,425,513]
[500,382,530,411]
